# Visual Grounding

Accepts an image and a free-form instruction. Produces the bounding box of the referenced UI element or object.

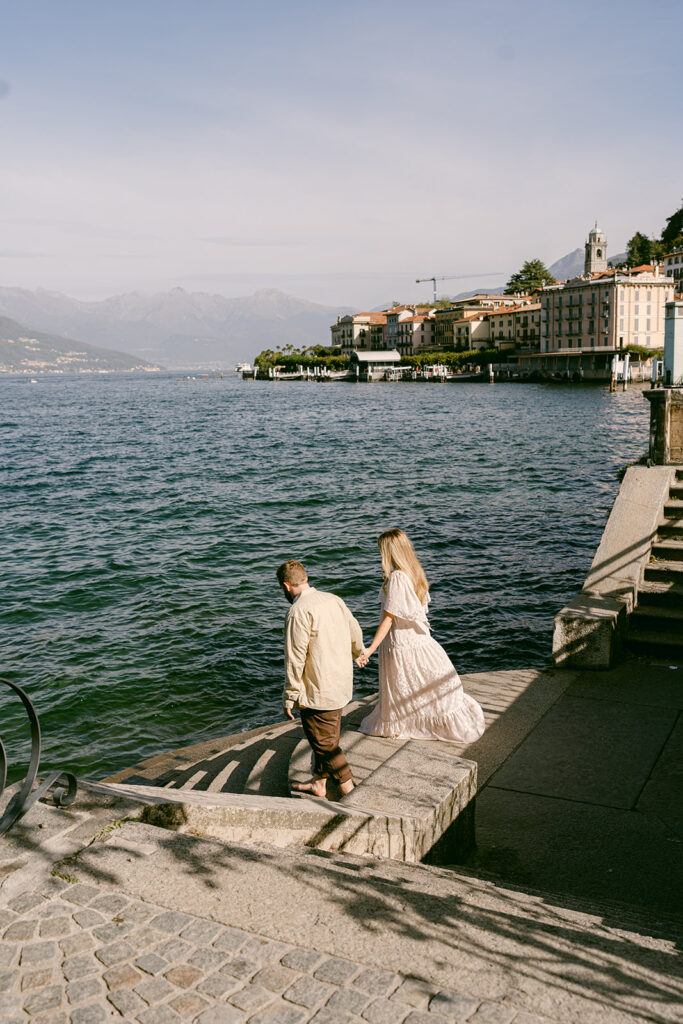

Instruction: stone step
[644,559,683,584]
[663,500,683,520]
[670,484,683,500]
[288,731,404,794]
[93,670,571,864]
[629,605,683,632]
[658,519,683,540]
[651,539,683,562]
[625,627,683,657]
[637,580,683,608]
[91,695,480,863]
[84,733,479,864]
[103,698,379,798]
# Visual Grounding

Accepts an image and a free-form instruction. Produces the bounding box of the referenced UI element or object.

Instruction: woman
[357,529,485,743]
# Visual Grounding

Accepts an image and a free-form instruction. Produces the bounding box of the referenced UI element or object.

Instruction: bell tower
[584,222,608,276]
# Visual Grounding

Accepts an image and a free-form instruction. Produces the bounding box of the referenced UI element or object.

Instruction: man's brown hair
[276,560,308,586]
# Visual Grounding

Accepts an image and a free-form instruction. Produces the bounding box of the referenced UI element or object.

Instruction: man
[277,559,365,798]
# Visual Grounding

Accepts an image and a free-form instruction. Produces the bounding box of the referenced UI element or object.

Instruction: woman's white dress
[359,570,485,743]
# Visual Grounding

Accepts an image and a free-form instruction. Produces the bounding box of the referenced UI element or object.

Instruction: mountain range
[0,286,351,369]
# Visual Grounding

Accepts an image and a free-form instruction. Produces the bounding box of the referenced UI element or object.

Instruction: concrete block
[553,592,627,669]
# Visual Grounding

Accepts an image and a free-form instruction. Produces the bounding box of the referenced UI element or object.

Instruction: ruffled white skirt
[359,631,485,744]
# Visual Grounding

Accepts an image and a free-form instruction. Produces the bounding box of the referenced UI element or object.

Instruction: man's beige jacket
[283,587,365,710]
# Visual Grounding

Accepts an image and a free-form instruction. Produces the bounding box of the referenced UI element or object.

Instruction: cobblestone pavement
[0,875,555,1024]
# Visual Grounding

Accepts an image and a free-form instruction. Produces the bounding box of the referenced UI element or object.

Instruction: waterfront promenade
[1,658,680,1024]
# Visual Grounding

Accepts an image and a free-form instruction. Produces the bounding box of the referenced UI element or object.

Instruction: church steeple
[585,221,607,276]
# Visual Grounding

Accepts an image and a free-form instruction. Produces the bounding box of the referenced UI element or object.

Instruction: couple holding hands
[277,528,485,799]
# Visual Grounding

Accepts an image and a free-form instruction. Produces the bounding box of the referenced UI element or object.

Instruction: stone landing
[89,697,478,863]
[85,669,570,864]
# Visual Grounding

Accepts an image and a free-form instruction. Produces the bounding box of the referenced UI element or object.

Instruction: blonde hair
[378,529,429,603]
[276,560,308,586]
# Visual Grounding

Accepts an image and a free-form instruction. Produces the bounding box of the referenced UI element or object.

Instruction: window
[647,319,651,331]
[590,338,595,348]
[634,320,639,331]
[635,305,640,315]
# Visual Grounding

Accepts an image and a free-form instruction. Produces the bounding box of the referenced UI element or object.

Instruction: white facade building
[664,299,683,385]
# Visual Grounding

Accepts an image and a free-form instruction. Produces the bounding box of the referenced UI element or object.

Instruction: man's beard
[284,589,295,604]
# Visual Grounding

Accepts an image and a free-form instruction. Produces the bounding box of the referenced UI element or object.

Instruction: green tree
[505,259,556,294]
[661,202,683,248]
[626,232,662,266]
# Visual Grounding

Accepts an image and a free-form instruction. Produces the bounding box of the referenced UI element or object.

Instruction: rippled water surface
[0,373,649,780]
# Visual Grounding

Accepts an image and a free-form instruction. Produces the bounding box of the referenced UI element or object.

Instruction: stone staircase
[91,696,478,863]
[86,669,570,864]
[626,468,683,658]
[103,697,383,797]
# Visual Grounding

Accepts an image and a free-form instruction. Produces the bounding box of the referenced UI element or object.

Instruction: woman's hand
[355,652,370,668]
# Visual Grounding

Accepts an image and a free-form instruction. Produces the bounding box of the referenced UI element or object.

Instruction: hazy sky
[1,0,681,309]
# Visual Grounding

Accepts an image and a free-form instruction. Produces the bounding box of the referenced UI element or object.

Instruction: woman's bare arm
[355,613,394,666]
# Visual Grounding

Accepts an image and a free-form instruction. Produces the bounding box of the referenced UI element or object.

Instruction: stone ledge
[553,465,676,668]
[79,741,478,865]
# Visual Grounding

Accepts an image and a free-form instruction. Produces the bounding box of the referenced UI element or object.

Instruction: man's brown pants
[299,707,352,786]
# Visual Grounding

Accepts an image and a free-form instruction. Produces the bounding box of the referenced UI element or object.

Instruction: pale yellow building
[434,294,535,350]
[332,312,387,354]
[522,266,674,378]
[454,314,491,351]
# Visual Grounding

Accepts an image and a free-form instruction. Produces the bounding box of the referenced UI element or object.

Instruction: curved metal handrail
[0,676,78,837]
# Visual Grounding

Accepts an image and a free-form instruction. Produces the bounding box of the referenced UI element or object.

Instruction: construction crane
[415,272,503,304]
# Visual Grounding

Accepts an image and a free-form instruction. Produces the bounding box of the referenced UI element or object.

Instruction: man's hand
[355,652,369,668]
[284,705,295,721]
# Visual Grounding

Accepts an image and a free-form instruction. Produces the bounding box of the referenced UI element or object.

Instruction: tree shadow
[70,823,683,1024]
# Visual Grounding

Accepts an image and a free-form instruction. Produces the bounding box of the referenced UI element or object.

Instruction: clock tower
[584,222,608,276]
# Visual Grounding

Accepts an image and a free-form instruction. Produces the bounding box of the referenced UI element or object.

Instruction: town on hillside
[251,221,683,383]
[329,225,682,382]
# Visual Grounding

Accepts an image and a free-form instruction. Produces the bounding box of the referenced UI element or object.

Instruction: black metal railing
[0,676,77,837]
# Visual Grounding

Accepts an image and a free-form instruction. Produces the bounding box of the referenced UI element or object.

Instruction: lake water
[0,373,649,782]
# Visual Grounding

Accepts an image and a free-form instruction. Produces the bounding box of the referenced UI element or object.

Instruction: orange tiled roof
[454,314,486,324]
